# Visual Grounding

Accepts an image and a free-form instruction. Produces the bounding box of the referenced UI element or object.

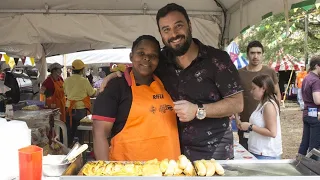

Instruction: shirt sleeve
[92,79,121,122]
[84,78,96,96]
[213,51,243,98]
[312,80,320,93]
[42,78,54,96]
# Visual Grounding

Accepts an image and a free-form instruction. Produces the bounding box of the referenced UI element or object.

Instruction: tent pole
[282,69,294,108]
[63,54,67,79]
[283,0,290,37]
[304,13,309,66]
[0,9,221,15]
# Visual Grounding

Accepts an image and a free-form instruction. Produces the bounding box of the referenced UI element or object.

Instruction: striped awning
[269,53,304,71]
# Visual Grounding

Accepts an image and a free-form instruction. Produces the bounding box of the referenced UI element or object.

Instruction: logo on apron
[150,106,156,114]
[159,104,173,113]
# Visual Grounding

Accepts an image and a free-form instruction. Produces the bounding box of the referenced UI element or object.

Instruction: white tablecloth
[234,141,257,160]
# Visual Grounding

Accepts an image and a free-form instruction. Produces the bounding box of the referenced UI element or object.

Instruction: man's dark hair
[156,3,190,31]
[309,55,320,71]
[247,40,264,54]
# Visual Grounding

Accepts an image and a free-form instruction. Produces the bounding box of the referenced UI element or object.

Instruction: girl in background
[240,74,282,159]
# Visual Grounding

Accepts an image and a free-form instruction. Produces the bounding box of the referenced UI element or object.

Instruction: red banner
[21,57,26,65]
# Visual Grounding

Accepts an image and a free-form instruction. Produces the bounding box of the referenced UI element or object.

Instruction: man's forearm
[203,92,244,118]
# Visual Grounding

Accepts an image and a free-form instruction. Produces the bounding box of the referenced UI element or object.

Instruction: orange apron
[46,77,66,122]
[109,71,180,161]
[67,96,91,127]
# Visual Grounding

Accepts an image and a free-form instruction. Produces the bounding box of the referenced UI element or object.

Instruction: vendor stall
[58,151,320,180]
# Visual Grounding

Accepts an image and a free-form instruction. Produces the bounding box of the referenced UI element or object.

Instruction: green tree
[238,7,319,64]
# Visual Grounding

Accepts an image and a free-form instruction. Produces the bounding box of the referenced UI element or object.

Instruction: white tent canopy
[1,0,318,59]
[46,49,132,66]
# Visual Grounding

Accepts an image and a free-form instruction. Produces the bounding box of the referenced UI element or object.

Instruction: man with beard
[155,3,243,161]
[100,3,244,161]
[235,41,281,150]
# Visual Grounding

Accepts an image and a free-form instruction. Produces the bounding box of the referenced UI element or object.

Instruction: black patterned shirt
[155,39,243,161]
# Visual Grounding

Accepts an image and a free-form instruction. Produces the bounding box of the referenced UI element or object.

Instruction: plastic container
[19,145,43,180]
[0,120,31,180]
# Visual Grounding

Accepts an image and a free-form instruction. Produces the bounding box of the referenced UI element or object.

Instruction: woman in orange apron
[92,35,180,161]
[63,59,98,146]
[40,63,66,123]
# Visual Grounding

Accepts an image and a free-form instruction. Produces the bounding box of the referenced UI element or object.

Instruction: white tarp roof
[0,0,319,59]
[46,49,131,66]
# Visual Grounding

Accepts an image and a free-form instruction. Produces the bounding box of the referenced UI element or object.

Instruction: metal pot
[43,155,70,177]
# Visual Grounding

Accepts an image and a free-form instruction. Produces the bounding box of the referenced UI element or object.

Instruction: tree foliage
[238,7,319,64]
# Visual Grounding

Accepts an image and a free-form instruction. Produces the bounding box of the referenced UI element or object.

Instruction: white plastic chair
[54,120,68,147]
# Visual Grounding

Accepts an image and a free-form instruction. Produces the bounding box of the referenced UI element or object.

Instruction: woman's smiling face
[130,39,159,77]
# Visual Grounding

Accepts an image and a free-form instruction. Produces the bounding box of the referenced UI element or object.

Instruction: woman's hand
[236,119,242,130]
[240,122,251,131]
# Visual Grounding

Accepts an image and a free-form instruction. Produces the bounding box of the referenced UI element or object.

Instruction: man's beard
[164,28,192,57]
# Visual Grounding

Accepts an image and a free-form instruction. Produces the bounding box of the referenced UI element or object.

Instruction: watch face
[197,109,206,120]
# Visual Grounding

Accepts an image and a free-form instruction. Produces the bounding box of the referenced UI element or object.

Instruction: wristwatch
[196,104,206,120]
[248,124,254,132]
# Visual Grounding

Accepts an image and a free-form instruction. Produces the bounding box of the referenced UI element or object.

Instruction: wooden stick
[282,70,294,107]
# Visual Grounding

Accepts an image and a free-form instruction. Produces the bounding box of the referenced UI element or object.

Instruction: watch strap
[248,124,253,132]
[197,103,204,109]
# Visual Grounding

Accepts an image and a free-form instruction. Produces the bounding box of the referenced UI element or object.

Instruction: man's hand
[173,100,198,122]
[240,122,251,131]
[99,71,122,92]
[236,119,242,130]
[229,114,235,120]
[234,114,242,130]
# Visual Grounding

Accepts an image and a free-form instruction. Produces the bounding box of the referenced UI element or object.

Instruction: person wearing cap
[40,63,66,122]
[93,71,106,89]
[63,59,98,145]
[295,65,307,110]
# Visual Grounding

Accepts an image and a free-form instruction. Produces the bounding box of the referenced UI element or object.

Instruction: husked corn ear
[178,155,189,169]
[194,160,206,176]
[164,160,177,176]
[124,164,135,174]
[183,161,196,176]
[160,158,169,173]
[142,164,162,176]
[134,164,143,176]
[145,158,159,164]
[201,160,215,176]
[211,159,225,176]
[174,167,183,175]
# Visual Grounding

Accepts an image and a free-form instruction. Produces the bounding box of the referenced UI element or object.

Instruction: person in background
[240,74,282,159]
[40,63,66,122]
[86,68,94,86]
[235,41,281,150]
[63,60,98,146]
[93,71,106,89]
[295,65,307,110]
[298,55,320,156]
[92,35,180,161]
[67,68,72,77]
